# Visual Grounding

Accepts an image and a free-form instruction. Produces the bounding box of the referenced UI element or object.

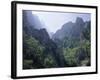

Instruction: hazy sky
[32,11,90,33]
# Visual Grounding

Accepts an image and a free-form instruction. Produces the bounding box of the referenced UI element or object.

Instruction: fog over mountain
[23,10,89,40]
[23,11,91,69]
[23,10,43,29]
[23,11,66,68]
[32,11,90,33]
[52,17,90,40]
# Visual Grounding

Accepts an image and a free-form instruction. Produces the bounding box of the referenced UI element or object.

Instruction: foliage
[43,54,57,68]
[63,47,79,66]
[23,33,45,69]
[23,60,33,69]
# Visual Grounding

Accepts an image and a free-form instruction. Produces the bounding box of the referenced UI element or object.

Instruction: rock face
[23,11,52,46]
[52,22,74,40]
[23,10,43,29]
[23,10,51,46]
[52,17,85,40]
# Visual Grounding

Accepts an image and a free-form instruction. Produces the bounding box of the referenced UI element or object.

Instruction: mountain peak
[23,10,43,29]
[76,17,84,24]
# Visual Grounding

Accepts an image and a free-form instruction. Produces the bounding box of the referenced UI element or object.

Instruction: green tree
[44,54,57,68]
[63,47,79,67]
[23,33,45,69]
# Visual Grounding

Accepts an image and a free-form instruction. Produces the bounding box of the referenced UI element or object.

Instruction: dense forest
[23,11,91,69]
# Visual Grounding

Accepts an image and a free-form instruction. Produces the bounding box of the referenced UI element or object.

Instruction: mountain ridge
[52,17,90,40]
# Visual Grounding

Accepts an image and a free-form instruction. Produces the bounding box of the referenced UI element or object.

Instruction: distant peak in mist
[23,10,43,30]
[76,17,84,24]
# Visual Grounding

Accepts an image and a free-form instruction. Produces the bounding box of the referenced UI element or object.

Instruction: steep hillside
[52,17,85,40]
